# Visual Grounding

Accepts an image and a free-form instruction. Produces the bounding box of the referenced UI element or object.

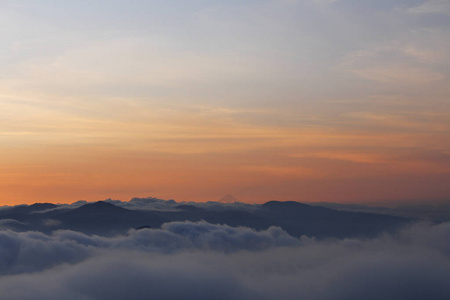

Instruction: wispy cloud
[1,0,449,204]
[407,0,450,15]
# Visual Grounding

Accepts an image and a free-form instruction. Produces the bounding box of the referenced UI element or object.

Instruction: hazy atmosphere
[2,220,450,299]
[1,0,449,205]
[1,2,450,298]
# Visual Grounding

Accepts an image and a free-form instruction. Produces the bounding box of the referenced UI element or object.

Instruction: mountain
[57,201,167,235]
[257,201,407,238]
[218,194,239,203]
[0,202,58,216]
[70,200,128,214]
[0,200,411,238]
[310,201,450,222]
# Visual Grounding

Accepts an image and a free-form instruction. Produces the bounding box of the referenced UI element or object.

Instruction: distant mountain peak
[6,202,59,214]
[29,203,58,210]
[73,201,128,213]
[218,194,239,203]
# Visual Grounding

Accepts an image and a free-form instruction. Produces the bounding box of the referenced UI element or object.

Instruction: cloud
[407,0,450,15]
[0,222,300,276]
[311,0,339,5]
[0,219,26,227]
[340,45,446,85]
[0,219,28,232]
[42,219,62,227]
[350,64,445,84]
[0,221,450,299]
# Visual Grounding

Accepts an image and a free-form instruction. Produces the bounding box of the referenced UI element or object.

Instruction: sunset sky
[1,0,449,205]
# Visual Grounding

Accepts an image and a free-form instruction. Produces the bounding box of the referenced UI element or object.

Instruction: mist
[1,221,450,299]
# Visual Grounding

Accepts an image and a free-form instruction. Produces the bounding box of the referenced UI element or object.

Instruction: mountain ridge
[0,199,411,238]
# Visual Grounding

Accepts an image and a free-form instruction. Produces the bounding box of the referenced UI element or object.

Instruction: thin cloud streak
[0,0,449,204]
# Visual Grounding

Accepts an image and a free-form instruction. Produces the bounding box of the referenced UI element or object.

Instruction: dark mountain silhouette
[175,204,205,211]
[58,201,167,235]
[257,201,407,238]
[0,202,58,216]
[0,200,410,238]
[310,201,450,222]
[69,200,128,214]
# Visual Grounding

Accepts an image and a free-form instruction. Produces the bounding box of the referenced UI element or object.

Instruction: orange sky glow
[1,1,449,205]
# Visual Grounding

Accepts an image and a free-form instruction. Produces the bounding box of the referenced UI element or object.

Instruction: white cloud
[0,221,450,299]
[0,222,300,275]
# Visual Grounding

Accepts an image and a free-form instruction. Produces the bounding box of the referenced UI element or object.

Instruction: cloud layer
[1,221,450,299]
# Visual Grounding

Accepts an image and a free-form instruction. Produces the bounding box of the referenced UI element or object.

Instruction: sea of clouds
[1,220,450,299]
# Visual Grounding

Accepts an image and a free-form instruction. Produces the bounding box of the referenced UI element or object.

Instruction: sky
[1,0,449,205]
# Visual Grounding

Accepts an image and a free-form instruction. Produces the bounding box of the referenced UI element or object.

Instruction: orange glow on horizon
[1,113,449,206]
[1,1,449,206]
